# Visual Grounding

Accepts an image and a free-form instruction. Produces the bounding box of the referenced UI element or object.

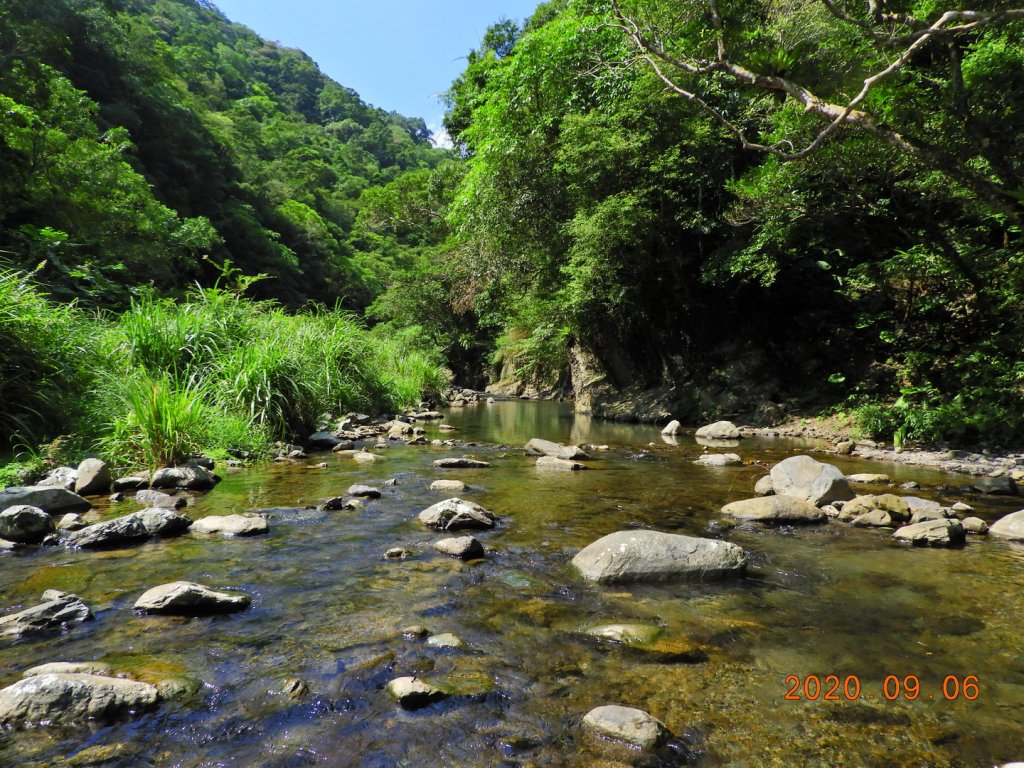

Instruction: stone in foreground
[190,514,268,536]
[721,496,825,524]
[419,498,497,531]
[0,592,93,638]
[571,530,746,584]
[134,581,251,614]
[434,535,484,560]
[386,676,449,710]
[582,705,669,750]
[989,510,1024,541]
[524,438,589,460]
[0,486,90,516]
[433,457,491,469]
[0,505,55,544]
[892,519,966,547]
[536,456,587,471]
[0,673,159,727]
[694,453,742,468]
[695,421,741,440]
[770,455,853,506]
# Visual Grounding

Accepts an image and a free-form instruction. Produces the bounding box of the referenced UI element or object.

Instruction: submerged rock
[695,421,741,440]
[695,453,742,468]
[0,486,90,516]
[307,431,342,450]
[770,456,853,506]
[74,459,111,496]
[426,632,465,649]
[190,514,268,537]
[892,519,966,547]
[0,505,55,543]
[419,498,497,531]
[536,456,587,471]
[134,581,251,614]
[67,509,192,548]
[582,705,669,750]
[721,496,825,524]
[433,457,491,469]
[524,438,589,460]
[0,673,159,727]
[0,592,93,638]
[386,676,449,709]
[847,473,890,485]
[571,530,746,584]
[112,476,149,492]
[850,510,894,528]
[434,535,484,560]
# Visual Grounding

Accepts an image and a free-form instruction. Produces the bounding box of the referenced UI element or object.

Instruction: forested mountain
[362,0,1024,443]
[0,0,447,307]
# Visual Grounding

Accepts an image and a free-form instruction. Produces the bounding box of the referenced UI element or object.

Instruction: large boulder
[0,592,93,638]
[23,662,112,678]
[67,509,192,548]
[0,486,90,516]
[524,438,589,460]
[892,519,966,547]
[150,465,217,491]
[770,455,853,506]
[190,514,268,537]
[0,505,55,543]
[989,510,1024,541]
[721,496,826,524]
[695,421,741,440]
[134,581,251,614]
[582,705,669,750]
[571,530,746,584]
[74,459,111,496]
[0,673,159,727]
[536,456,587,471]
[419,498,497,531]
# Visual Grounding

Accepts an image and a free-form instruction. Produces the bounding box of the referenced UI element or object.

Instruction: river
[2,400,1023,766]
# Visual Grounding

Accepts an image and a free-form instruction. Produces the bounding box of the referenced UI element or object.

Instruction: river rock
[721,496,825,524]
[134,581,251,614]
[419,498,497,531]
[352,451,380,463]
[951,501,973,513]
[150,465,217,491]
[972,476,1018,495]
[850,510,894,528]
[0,673,159,727]
[57,513,86,531]
[961,517,989,534]
[660,420,682,436]
[331,440,356,452]
[988,510,1024,540]
[386,676,449,709]
[695,421,741,440]
[848,473,890,485]
[904,496,941,512]
[136,489,186,509]
[835,440,855,455]
[68,509,192,548]
[0,486,90,515]
[770,456,853,506]
[754,475,775,496]
[434,535,484,560]
[892,519,966,547]
[74,459,111,496]
[434,457,490,469]
[840,494,911,523]
[426,632,464,649]
[38,467,77,491]
[347,484,381,499]
[307,431,342,450]
[0,592,93,637]
[23,662,113,677]
[536,456,587,471]
[587,624,663,646]
[190,514,268,536]
[909,507,955,524]
[321,496,360,511]
[0,505,55,543]
[571,530,746,584]
[582,705,669,750]
[695,453,742,467]
[431,479,467,492]
[524,438,589,460]
[112,476,149,492]
[387,421,413,439]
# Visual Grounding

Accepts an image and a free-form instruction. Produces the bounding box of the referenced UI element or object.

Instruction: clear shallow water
[2,401,1024,767]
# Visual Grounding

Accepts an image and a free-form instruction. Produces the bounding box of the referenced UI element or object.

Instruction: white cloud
[428,121,454,150]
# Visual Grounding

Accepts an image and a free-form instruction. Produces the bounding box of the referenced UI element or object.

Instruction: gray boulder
[37,467,77,491]
[0,486,90,515]
[150,465,217,491]
[721,496,825,524]
[57,513,86,531]
[972,476,1018,496]
[524,438,589,460]
[419,498,497,531]
[0,592,93,638]
[134,581,251,614]
[0,673,158,727]
[0,505,55,543]
[431,479,467,492]
[112,476,149,492]
[433,457,491,469]
[190,514,268,537]
[571,530,746,584]
[434,535,484,560]
[770,455,853,506]
[536,456,587,471]
[307,431,342,450]
[695,421,741,440]
[695,453,742,467]
[582,705,669,750]
[74,459,111,496]
[989,510,1024,541]
[847,473,890,485]
[67,509,192,548]
[892,519,966,547]
[136,489,186,509]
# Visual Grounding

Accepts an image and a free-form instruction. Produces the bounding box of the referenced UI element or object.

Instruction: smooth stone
[74,459,111,496]
[951,501,973,513]
[386,676,448,709]
[892,519,966,547]
[660,420,681,436]
[136,489,186,509]
[721,496,825,523]
[770,455,852,506]
[134,581,251,614]
[23,662,112,678]
[536,456,587,471]
[0,505,55,543]
[961,516,989,534]
[694,453,742,467]
[524,438,589,460]
[426,632,465,649]
[909,507,955,524]
[434,457,490,469]
[754,475,775,496]
[433,536,484,560]
[430,479,467,492]
[330,440,356,452]
[850,510,894,528]
[695,421,741,440]
[988,510,1024,540]
[112,476,149,492]
[848,473,890,484]
[835,440,855,455]
[571,530,746,584]
[67,509,192,548]
[0,592,93,638]
[190,514,268,536]
[582,705,669,750]
[0,486,90,515]
[904,496,942,511]
[438,423,458,432]
[347,484,381,498]
[419,498,497,531]
[150,465,217,490]
[0,673,159,726]
[586,623,663,646]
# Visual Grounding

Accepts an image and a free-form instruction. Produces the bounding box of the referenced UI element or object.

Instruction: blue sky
[211,0,542,143]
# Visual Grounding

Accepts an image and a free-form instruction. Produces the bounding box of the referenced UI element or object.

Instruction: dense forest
[3,0,1024,472]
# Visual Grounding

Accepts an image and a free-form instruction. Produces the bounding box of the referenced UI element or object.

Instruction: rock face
[989,510,1024,540]
[150,465,217,491]
[434,535,484,560]
[430,479,467,492]
[892,519,966,547]
[0,486,90,515]
[695,453,742,468]
[347,484,381,499]
[721,496,826,524]
[0,673,159,727]
[524,438,589,460]
[419,498,497,531]
[67,509,192,548]
[74,459,111,496]
[0,592,93,638]
[134,581,251,614]
[0,505,55,543]
[571,530,746,584]
[695,421,741,440]
[770,455,853,506]
[536,456,587,471]
[190,514,268,537]
[386,677,449,710]
[433,457,490,469]
[661,420,682,436]
[582,705,669,750]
